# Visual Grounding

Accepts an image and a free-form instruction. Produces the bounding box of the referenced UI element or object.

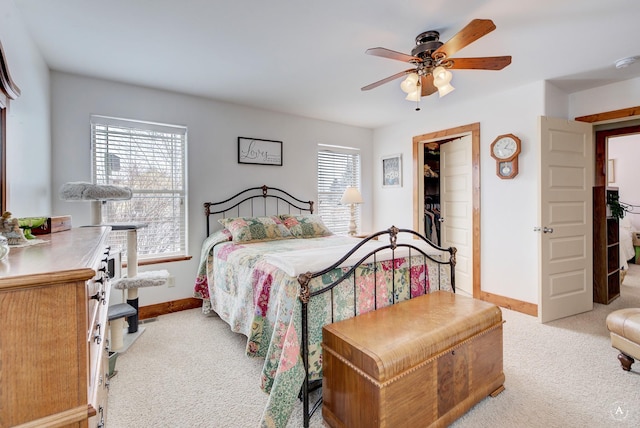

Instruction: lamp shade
[340,187,363,204]
[405,90,421,102]
[432,66,455,97]
[437,82,455,97]
[432,66,450,85]
[400,73,419,93]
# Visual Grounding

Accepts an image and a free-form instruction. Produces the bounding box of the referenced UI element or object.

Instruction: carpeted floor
[107,266,640,427]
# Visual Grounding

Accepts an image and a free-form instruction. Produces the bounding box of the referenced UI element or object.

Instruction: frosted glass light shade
[437,83,455,97]
[432,66,455,97]
[405,90,421,101]
[400,73,419,93]
[432,66,450,84]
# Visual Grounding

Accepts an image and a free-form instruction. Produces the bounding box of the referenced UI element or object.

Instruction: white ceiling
[14,0,640,129]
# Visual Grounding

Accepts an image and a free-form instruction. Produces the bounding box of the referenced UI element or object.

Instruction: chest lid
[322,291,503,383]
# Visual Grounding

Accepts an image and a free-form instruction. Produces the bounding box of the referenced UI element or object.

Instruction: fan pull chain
[415,78,422,111]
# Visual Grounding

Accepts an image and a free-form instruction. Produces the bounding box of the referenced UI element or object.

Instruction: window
[317,145,361,234]
[91,115,187,260]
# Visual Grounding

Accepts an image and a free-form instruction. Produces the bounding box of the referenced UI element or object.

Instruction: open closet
[423,143,441,245]
[413,123,479,299]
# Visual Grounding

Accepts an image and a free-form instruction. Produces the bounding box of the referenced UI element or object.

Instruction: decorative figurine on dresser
[0,211,28,245]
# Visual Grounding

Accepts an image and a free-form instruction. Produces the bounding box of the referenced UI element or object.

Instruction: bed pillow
[218,216,292,243]
[279,214,333,238]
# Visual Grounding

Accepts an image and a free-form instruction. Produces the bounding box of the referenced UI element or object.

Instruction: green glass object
[18,217,47,240]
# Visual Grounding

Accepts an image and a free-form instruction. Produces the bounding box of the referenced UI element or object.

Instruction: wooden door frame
[594,125,640,186]
[576,106,640,233]
[0,40,22,215]
[575,106,640,183]
[413,123,539,316]
[412,122,481,298]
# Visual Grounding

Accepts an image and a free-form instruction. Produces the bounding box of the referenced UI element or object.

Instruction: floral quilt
[194,231,451,428]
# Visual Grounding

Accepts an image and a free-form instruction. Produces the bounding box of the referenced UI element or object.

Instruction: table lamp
[340,187,363,236]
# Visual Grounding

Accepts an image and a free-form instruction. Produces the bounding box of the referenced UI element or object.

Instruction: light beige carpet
[108,271,640,428]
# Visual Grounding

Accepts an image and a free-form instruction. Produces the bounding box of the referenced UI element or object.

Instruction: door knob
[543,227,554,233]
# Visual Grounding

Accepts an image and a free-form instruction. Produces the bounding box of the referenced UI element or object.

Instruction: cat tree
[60,182,169,351]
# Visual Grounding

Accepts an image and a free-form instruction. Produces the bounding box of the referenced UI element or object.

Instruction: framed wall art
[238,137,283,166]
[608,159,615,183]
[382,154,402,188]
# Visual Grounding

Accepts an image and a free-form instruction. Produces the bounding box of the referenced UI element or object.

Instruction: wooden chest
[321,291,504,428]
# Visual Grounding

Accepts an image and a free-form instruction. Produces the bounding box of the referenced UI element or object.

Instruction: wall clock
[490,134,521,179]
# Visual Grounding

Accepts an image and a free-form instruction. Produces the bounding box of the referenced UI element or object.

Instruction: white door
[538,116,593,322]
[441,136,473,296]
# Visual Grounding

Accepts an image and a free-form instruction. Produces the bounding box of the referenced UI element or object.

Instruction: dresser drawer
[87,252,109,332]
[88,248,111,422]
[88,352,110,428]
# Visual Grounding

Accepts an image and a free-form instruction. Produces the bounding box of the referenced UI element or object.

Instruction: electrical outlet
[167,276,175,287]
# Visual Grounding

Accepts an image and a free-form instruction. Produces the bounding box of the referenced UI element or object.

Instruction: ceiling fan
[361,19,511,104]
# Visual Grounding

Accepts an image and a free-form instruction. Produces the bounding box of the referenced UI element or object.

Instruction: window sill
[122,255,192,268]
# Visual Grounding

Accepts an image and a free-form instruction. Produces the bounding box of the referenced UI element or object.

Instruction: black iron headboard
[204,185,314,236]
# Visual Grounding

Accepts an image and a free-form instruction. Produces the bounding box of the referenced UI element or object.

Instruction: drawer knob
[97,405,105,428]
[94,323,102,344]
[90,291,107,304]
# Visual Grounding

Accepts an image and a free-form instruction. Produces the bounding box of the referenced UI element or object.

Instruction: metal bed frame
[297,226,456,427]
[204,185,314,236]
[202,185,456,428]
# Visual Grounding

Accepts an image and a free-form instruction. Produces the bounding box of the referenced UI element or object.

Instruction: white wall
[569,77,640,119]
[50,72,374,306]
[372,82,545,304]
[372,76,640,307]
[608,134,640,231]
[0,0,51,215]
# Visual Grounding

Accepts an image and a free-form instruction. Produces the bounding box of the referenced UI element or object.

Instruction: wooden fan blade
[433,19,496,59]
[366,47,421,63]
[448,56,512,70]
[361,69,416,91]
[421,75,438,96]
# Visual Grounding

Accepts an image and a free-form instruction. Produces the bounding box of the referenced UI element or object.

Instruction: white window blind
[91,115,187,260]
[317,146,361,235]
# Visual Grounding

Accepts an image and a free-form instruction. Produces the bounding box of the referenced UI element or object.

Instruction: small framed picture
[608,159,615,183]
[238,137,283,166]
[382,154,402,188]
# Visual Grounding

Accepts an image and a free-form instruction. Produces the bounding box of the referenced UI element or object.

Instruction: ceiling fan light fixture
[400,73,419,93]
[361,19,511,107]
[405,90,421,102]
[437,82,455,97]
[432,66,454,97]
[432,66,452,86]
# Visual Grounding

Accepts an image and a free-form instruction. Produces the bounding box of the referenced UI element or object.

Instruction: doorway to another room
[412,122,480,299]
[596,123,640,300]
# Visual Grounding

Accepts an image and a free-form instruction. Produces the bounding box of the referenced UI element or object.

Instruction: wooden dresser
[0,227,112,428]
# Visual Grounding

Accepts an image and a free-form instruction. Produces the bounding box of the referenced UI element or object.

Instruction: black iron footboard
[296,226,456,427]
